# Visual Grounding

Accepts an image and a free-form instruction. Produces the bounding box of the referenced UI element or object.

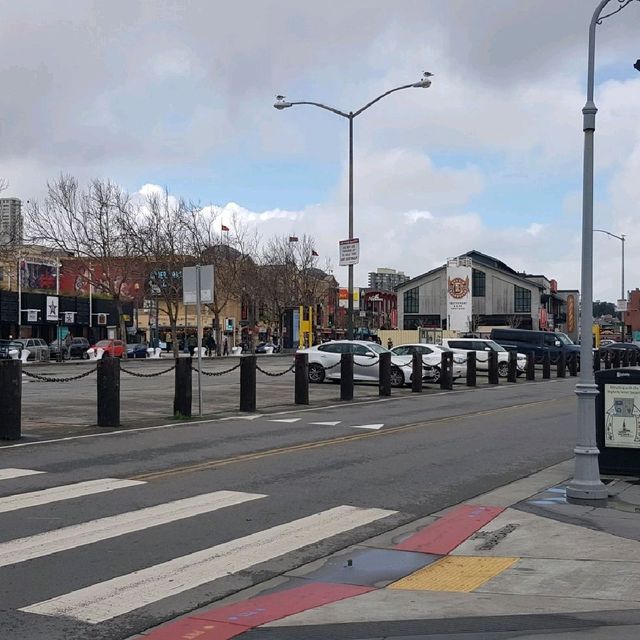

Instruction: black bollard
[568,352,578,377]
[240,355,257,412]
[412,351,423,393]
[440,351,453,390]
[542,352,551,379]
[593,349,601,372]
[507,351,517,383]
[379,352,391,397]
[340,353,354,401]
[605,350,612,370]
[526,353,535,381]
[631,350,638,367]
[0,360,21,440]
[173,357,193,418]
[556,352,566,378]
[295,353,309,405]
[622,349,630,368]
[488,351,499,385]
[612,350,621,369]
[97,357,120,428]
[466,351,476,387]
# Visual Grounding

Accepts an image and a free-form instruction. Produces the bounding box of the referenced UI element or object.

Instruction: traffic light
[635,59,640,72]
[224,317,235,332]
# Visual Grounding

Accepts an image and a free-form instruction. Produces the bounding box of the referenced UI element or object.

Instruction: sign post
[183,265,214,417]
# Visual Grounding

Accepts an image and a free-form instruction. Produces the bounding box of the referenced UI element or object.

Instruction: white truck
[441,337,527,377]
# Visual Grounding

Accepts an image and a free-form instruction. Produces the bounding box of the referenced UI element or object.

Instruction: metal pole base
[566,382,607,503]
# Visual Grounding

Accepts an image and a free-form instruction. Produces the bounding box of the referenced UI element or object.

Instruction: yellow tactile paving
[388,556,519,593]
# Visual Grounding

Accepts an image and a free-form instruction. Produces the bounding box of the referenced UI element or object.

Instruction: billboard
[446,258,472,333]
[19,259,57,291]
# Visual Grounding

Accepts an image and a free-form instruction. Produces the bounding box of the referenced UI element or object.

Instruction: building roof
[395,250,544,292]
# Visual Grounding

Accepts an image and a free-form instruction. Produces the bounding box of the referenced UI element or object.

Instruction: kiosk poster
[604,383,640,448]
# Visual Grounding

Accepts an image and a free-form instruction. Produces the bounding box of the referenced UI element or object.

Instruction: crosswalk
[0,467,396,634]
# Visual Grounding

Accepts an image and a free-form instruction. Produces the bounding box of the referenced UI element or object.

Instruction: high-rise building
[0,198,23,246]
[367,267,409,291]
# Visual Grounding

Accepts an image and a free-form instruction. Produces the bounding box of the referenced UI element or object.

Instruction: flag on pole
[221,224,230,232]
[312,250,319,256]
[289,236,299,242]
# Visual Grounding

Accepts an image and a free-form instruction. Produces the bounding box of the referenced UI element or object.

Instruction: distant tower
[0,198,23,246]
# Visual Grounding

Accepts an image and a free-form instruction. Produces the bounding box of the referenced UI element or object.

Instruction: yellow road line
[388,556,519,592]
[129,396,569,482]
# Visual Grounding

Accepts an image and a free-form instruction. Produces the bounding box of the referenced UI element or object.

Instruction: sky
[1,0,639,302]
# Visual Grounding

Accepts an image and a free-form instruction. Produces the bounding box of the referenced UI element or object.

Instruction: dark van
[489,328,581,364]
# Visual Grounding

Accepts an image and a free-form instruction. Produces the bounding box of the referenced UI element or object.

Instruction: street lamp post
[594,228,626,339]
[274,72,433,339]
[566,0,638,504]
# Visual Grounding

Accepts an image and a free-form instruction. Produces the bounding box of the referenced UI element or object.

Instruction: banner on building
[19,259,58,291]
[46,296,59,322]
[338,288,360,310]
[27,310,39,323]
[446,258,472,333]
[64,312,75,324]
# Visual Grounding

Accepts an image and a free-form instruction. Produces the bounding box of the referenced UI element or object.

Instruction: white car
[441,338,527,377]
[390,343,466,382]
[299,340,431,387]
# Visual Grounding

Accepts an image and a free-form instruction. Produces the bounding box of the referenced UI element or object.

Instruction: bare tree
[126,189,194,357]
[186,206,258,353]
[506,314,523,329]
[25,175,139,341]
[259,234,328,340]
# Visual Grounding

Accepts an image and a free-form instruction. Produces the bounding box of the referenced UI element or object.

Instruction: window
[353,344,371,356]
[472,269,486,297]
[403,287,419,314]
[514,285,531,313]
[319,344,341,353]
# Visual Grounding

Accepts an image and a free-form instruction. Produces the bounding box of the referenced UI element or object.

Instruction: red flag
[221,224,230,232]
[312,250,319,256]
[289,236,299,242]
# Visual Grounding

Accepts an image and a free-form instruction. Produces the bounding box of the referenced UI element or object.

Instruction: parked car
[0,340,23,360]
[49,337,90,360]
[256,341,281,354]
[126,343,148,358]
[599,342,640,355]
[298,340,431,387]
[95,339,125,358]
[442,338,526,377]
[13,338,50,361]
[489,328,581,365]
[390,343,466,382]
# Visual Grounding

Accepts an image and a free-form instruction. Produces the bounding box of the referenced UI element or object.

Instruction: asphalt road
[0,377,577,640]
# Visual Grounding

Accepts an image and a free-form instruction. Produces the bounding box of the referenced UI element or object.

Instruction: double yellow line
[131,396,568,482]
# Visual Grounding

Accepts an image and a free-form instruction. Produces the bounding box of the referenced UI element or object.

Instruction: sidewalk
[135,460,640,639]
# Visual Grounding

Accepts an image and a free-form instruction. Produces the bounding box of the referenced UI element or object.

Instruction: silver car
[13,338,50,361]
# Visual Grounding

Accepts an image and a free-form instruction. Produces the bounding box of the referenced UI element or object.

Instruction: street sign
[27,310,38,323]
[617,299,628,312]
[183,265,214,305]
[46,296,59,322]
[64,311,75,324]
[339,238,360,266]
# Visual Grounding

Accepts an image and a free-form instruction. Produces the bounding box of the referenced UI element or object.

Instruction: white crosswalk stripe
[0,468,45,481]
[21,504,396,624]
[0,478,144,514]
[0,490,265,568]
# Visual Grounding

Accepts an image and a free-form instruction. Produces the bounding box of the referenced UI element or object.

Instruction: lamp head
[274,95,292,110]
[634,59,640,72]
[412,71,434,88]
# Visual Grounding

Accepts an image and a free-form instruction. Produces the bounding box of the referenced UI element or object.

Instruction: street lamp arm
[286,101,350,118]
[352,83,417,118]
[594,229,625,241]
[597,0,637,24]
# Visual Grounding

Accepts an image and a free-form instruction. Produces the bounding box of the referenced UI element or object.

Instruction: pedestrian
[206,332,216,357]
[187,332,197,356]
[165,331,173,353]
[387,337,393,349]
[223,336,229,356]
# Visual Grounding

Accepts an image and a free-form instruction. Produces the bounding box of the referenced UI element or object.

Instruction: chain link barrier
[22,367,98,383]
[192,362,242,377]
[121,364,176,378]
[256,362,296,377]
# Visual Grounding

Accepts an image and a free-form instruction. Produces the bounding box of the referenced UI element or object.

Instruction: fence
[0,348,632,441]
